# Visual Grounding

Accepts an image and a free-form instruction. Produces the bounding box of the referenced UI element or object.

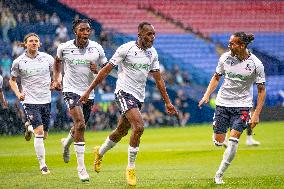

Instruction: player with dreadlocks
[52,19,107,182]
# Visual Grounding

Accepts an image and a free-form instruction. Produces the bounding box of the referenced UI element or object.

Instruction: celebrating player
[79,22,178,186]
[198,32,266,184]
[9,33,54,175]
[52,19,107,182]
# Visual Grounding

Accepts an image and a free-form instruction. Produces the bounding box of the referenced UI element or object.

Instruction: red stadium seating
[60,0,185,34]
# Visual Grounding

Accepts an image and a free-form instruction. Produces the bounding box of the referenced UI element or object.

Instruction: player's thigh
[63,92,85,123]
[125,108,144,127]
[41,103,51,132]
[116,115,131,133]
[82,99,94,123]
[23,104,43,129]
[212,105,230,134]
[231,107,250,134]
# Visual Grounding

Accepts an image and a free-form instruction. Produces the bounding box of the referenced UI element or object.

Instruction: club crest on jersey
[145,51,152,58]
[128,99,134,105]
[88,47,94,53]
[245,64,252,71]
[28,115,34,121]
[69,99,74,105]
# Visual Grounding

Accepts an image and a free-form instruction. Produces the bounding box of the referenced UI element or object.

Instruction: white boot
[246,135,260,146]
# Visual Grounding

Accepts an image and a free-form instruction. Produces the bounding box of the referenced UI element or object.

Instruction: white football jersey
[215,51,266,107]
[109,41,160,102]
[57,40,107,99]
[0,75,3,89]
[11,51,54,104]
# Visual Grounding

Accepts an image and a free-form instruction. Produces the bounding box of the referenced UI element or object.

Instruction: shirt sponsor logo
[71,59,89,65]
[225,71,249,81]
[126,63,150,71]
[22,68,49,76]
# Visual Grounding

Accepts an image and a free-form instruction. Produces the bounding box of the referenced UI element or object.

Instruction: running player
[52,19,107,182]
[9,33,54,175]
[79,22,178,186]
[198,32,266,184]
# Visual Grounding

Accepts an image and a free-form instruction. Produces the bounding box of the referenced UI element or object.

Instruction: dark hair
[138,22,152,32]
[233,32,254,47]
[72,19,91,32]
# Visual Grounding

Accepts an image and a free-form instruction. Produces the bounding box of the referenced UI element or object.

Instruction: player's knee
[212,136,224,147]
[75,121,86,132]
[133,124,144,136]
[121,129,129,137]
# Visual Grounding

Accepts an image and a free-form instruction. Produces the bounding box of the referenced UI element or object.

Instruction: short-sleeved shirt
[57,40,107,99]
[215,51,266,107]
[0,75,3,89]
[109,41,160,102]
[11,51,54,104]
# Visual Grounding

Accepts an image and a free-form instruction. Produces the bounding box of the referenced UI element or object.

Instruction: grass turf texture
[0,121,283,189]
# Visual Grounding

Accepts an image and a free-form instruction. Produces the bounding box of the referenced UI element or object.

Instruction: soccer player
[198,32,266,184]
[79,22,178,186]
[52,19,107,182]
[9,33,54,175]
[0,74,8,108]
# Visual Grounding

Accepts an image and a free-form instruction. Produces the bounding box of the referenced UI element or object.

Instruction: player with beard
[79,22,178,186]
[52,19,107,182]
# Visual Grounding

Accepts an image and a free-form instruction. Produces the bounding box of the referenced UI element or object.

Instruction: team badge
[128,99,134,105]
[28,115,34,121]
[245,64,252,71]
[88,47,94,53]
[145,51,152,58]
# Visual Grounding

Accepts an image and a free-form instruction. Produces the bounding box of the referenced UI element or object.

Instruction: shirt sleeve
[109,44,127,66]
[98,45,108,66]
[10,60,20,77]
[255,62,266,84]
[56,43,63,60]
[47,54,55,72]
[150,50,160,71]
[216,56,225,75]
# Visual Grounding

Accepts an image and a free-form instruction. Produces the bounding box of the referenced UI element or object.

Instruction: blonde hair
[18,33,40,48]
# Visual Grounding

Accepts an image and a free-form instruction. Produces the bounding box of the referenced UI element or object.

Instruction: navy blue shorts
[115,90,142,115]
[213,105,250,134]
[63,92,94,123]
[23,103,51,132]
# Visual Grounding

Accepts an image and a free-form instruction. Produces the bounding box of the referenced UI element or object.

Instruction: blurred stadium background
[0,0,284,135]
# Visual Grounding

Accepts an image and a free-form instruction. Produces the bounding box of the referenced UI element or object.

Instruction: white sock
[99,137,116,156]
[74,142,85,171]
[64,130,74,148]
[216,137,239,175]
[247,135,253,141]
[34,134,46,169]
[28,125,34,133]
[128,145,139,169]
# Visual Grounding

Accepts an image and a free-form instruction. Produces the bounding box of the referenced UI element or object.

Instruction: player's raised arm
[151,70,178,116]
[79,63,114,103]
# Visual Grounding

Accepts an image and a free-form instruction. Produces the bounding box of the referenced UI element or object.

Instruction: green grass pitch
[0,121,284,189]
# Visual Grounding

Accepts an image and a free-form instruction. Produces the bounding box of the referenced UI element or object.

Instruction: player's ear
[39,42,42,48]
